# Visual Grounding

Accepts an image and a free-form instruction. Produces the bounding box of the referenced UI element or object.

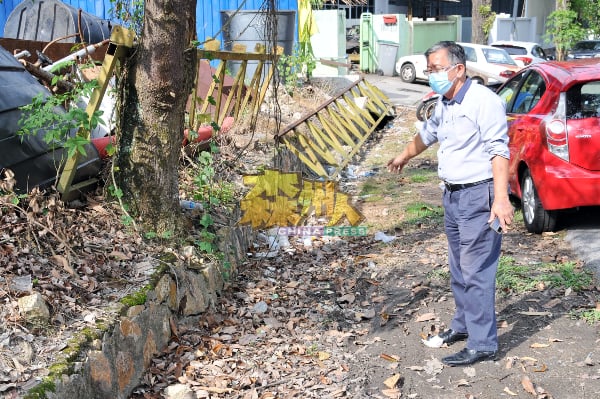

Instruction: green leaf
[200,213,213,228]
[106,142,116,156]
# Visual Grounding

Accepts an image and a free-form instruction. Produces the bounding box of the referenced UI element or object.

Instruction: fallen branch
[19,60,75,94]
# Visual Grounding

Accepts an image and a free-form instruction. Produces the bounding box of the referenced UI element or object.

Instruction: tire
[520,169,557,233]
[399,63,416,83]
[471,76,485,85]
[416,98,437,121]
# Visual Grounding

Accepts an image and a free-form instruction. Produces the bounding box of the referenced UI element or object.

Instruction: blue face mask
[428,68,456,95]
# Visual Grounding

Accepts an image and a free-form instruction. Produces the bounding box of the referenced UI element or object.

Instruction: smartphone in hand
[490,217,502,234]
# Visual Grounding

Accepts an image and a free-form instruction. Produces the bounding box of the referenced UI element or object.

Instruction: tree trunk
[115,0,197,235]
[471,0,491,44]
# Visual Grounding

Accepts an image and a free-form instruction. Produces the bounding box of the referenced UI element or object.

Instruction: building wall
[524,0,555,46]
[0,0,299,46]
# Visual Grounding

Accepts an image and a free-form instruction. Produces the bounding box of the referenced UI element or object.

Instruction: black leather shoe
[442,348,498,366]
[438,329,468,345]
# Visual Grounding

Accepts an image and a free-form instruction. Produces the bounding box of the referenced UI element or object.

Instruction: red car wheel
[520,169,557,233]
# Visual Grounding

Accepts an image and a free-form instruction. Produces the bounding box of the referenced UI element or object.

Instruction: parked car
[458,42,521,87]
[395,54,428,83]
[566,40,600,59]
[495,59,600,233]
[395,43,520,87]
[490,40,552,66]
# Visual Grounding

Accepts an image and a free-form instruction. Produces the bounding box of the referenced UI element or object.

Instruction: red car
[496,59,600,233]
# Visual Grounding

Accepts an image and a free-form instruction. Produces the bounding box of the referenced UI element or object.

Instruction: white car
[395,54,428,83]
[490,41,552,67]
[395,42,521,87]
[458,42,521,87]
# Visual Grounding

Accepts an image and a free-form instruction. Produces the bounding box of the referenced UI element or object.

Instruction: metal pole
[510,0,519,41]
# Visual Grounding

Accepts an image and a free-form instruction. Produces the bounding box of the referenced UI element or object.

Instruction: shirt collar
[442,78,472,104]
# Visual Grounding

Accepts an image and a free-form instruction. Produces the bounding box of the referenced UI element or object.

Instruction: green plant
[426,267,450,281]
[407,169,436,184]
[108,0,144,36]
[572,0,600,37]
[478,5,497,42]
[144,230,173,240]
[221,260,232,281]
[195,214,216,254]
[190,141,236,255]
[577,308,600,325]
[497,257,593,295]
[277,44,317,92]
[544,262,593,291]
[496,256,540,294]
[193,144,235,207]
[545,9,586,61]
[306,343,319,356]
[17,76,104,159]
[404,202,444,224]
[120,284,152,307]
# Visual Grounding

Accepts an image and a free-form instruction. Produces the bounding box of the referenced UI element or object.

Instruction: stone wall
[40,224,253,399]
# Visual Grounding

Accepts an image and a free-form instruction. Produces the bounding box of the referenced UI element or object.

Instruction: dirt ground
[129,105,600,399]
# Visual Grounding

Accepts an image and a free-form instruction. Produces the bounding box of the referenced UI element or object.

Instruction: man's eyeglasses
[423,64,457,76]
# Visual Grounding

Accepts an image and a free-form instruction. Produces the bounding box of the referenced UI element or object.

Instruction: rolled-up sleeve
[478,91,510,160]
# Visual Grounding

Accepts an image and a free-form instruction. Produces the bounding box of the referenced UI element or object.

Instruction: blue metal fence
[0,0,298,45]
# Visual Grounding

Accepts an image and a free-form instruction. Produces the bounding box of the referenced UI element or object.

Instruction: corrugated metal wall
[1,0,298,44]
[199,1,298,46]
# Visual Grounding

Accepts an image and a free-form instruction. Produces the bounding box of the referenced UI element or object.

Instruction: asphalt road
[363,73,600,280]
[363,73,431,107]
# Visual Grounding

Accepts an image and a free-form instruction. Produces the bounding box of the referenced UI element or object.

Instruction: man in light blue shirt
[387,41,514,366]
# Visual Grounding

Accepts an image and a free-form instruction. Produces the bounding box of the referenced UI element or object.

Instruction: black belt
[444,178,493,192]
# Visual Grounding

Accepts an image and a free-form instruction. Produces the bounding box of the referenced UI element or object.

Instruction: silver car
[490,40,552,67]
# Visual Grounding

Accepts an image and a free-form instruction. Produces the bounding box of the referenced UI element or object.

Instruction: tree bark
[471,0,491,45]
[115,0,197,234]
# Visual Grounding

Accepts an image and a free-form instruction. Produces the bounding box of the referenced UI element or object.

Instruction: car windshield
[493,45,527,56]
[573,41,600,51]
[482,48,517,65]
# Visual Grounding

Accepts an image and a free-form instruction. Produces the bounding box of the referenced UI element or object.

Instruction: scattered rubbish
[342,165,381,179]
[421,335,444,348]
[374,231,396,243]
[250,227,295,258]
[252,301,268,314]
[179,200,204,210]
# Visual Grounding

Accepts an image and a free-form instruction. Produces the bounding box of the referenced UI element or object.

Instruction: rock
[164,383,195,399]
[17,292,50,322]
[10,275,32,293]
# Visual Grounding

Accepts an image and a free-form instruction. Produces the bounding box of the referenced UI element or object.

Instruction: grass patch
[544,262,593,291]
[406,169,437,184]
[359,178,396,196]
[427,267,450,281]
[358,178,400,203]
[496,256,593,295]
[386,201,443,232]
[404,202,444,225]
[576,309,600,325]
[513,209,524,224]
[496,257,540,294]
